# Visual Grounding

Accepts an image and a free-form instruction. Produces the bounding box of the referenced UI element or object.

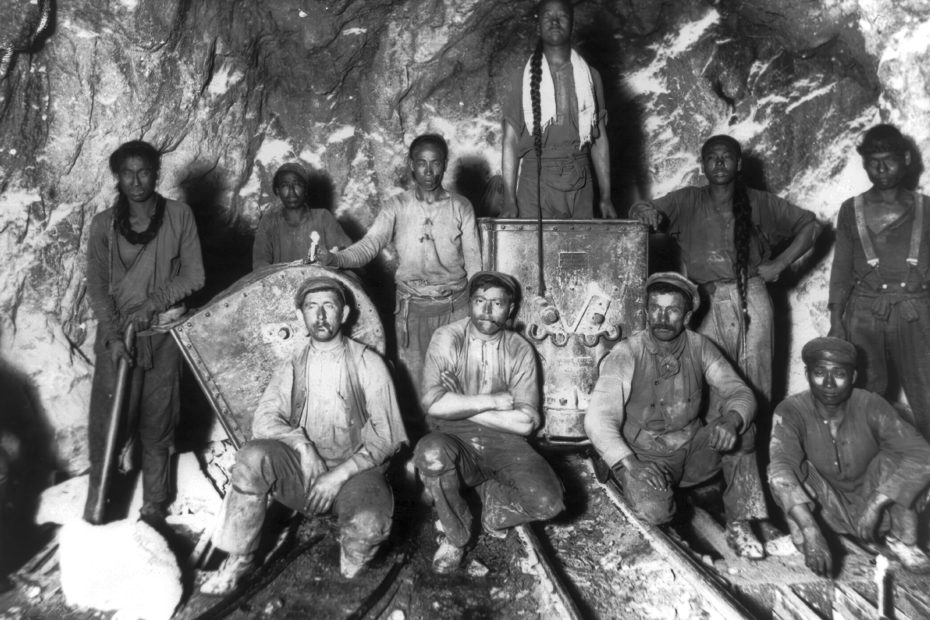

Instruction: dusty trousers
[771,451,922,545]
[844,293,930,440]
[212,439,393,566]
[618,422,769,526]
[414,428,564,548]
[84,331,180,522]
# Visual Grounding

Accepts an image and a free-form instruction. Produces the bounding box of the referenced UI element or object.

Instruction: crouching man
[201,276,408,594]
[414,271,564,574]
[768,337,930,576]
[585,272,768,559]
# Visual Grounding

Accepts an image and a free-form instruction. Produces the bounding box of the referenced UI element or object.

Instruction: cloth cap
[645,272,700,313]
[294,275,349,308]
[801,337,857,367]
[274,162,310,187]
[469,270,520,301]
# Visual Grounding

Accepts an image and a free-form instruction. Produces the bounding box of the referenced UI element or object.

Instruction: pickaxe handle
[90,323,136,524]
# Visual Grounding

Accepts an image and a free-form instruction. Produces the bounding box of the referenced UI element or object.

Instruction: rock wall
[1,0,928,475]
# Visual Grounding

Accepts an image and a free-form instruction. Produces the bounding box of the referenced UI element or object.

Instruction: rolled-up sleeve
[420,327,459,412]
[584,346,635,467]
[251,360,308,450]
[333,200,396,269]
[508,339,540,425]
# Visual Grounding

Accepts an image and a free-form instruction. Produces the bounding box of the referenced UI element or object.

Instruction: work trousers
[771,451,921,545]
[844,293,930,440]
[619,422,768,526]
[414,429,564,548]
[699,277,773,410]
[516,151,594,219]
[394,289,468,412]
[212,440,393,566]
[84,331,180,522]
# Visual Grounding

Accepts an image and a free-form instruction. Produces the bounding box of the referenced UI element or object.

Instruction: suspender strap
[853,193,880,268]
[907,191,924,267]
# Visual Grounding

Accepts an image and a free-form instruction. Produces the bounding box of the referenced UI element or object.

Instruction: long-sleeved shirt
[828,193,930,305]
[251,336,407,470]
[631,186,815,284]
[252,206,351,269]
[421,318,539,436]
[85,197,204,346]
[768,389,930,511]
[585,329,755,467]
[333,189,481,297]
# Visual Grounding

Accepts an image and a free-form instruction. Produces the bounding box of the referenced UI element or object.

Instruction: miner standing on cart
[201,275,407,593]
[586,272,767,559]
[631,135,818,414]
[318,134,481,427]
[414,271,564,574]
[83,140,205,526]
[827,124,930,440]
[500,0,616,219]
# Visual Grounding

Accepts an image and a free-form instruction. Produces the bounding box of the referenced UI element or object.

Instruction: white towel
[521,49,597,148]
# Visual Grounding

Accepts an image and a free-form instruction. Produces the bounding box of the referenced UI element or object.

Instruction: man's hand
[489,392,514,411]
[800,524,832,576]
[500,195,518,218]
[632,203,661,229]
[757,260,785,283]
[123,299,159,331]
[856,492,890,543]
[621,455,668,491]
[599,198,618,219]
[316,246,336,267]
[708,411,742,452]
[439,370,464,394]
[305,469,347,514]
[296,442,327,488]
[827,321,847,340]
[107,340,133,366]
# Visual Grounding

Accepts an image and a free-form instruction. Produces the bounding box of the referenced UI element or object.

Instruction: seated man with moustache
[414,271,564,574]
[586,272,767,559]
[201,275,407,594]
[769,336,930,576]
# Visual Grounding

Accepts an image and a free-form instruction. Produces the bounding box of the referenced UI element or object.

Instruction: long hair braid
[732,174,753,325]
[530,40,544,163]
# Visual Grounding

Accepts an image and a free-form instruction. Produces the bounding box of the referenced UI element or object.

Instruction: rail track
[6,452,930,619]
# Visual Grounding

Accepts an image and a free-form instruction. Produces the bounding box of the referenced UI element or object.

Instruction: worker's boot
[200,553,255,595]
[726,520,765,560]
[887,508,930,574]
[431,535,464,574]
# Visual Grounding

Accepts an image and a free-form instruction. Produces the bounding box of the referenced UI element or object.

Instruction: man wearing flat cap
[252,162,351,269]
[415,271,564,574]
[768,336,930,576]
[201,275,407,594]
[586,271,768,559]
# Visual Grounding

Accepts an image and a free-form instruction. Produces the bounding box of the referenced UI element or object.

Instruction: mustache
[652,324,675,331]
[477,316,505,326]
[311,321,332,330]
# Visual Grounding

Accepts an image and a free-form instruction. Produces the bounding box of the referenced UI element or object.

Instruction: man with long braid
[631,135,818,415]
[500,0,616,219]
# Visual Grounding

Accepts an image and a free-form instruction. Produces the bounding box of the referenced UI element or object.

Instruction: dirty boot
[726,520,764,560]
[340,545,365,579]
[201,553,255,595]
[481,516,508,540]
[432,536,464,574]
[139,502,167,531]
[886,537,930,574]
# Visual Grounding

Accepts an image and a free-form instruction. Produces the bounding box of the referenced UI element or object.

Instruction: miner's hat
[645,271,700,313]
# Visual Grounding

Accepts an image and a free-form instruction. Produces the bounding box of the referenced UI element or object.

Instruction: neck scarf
[521,49,596,148]
[114,193,166,246]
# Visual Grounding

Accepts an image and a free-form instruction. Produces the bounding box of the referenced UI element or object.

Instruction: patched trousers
[84,331,179,522]
[619,422,768,526]
[844,293,930,440]
[414,429,564,548]
[212,439,393,566]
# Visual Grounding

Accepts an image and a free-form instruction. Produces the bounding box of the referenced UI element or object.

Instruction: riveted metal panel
[478,218,647,442]
[171,264,385,447]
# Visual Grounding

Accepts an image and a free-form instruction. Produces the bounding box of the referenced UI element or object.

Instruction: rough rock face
[0,0,928,479]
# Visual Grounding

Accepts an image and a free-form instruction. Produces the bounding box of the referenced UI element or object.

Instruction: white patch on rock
[59,519,182,620]
[327,125,357,144]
